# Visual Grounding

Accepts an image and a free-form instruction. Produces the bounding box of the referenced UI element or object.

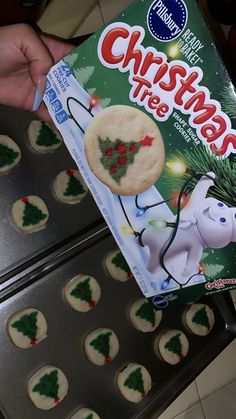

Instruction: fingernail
[32,75,47,111]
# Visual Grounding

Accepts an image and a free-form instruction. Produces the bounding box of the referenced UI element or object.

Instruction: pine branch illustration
[164,145,236,207]
[219,84,236,119]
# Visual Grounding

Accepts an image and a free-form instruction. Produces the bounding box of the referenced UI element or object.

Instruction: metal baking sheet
[0,104,103,282]
[0,227,235,419]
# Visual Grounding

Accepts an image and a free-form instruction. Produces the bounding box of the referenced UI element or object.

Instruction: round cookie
[7,308,47,348]
[154,329,189,365]
[105,248,133,282]
[84,105,165,195]
[27,120,62,152]
[84,327,119,366]
[53,169,88,204]
[117,362,152,403]
[0,134,21,173]
[70,407,101,419]
[129,298,162,332]
[11,195,49,233]
[185,303,215,336]
[27,365,68,410]
[64,274,101,312]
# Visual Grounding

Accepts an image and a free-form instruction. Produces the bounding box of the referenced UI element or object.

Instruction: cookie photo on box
[84,105,165,195]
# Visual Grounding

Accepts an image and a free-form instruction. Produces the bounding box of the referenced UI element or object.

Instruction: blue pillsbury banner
[147,0,188,41]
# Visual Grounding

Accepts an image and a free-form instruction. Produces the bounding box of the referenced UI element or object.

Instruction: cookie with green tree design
[0,135,21,173]
[70,407,101,419]
[64,274,101,312]
[185,303,215,336]
[105,248,133,282]
[155,329,189,365]
[11,195,49,233]
[8,308,47,348]
[27,365,68,410]
[84,105,165,195]
[53,169,88,204]
[84,327,119,366]
[129,297,162,332]
[117,362,152,403]
[27,120,62,153]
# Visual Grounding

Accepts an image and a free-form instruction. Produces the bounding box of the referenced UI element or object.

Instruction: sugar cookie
[105,248,133,282]
[27,120,62,152]
[84,105,165,195]
[70,407,101,419]
[27,365,68,410]
[64,274,101,312]
[185,303,215,336]
[117,362,152,403]
[84,327,119,366]
[154,329,189,365]
[11,195,49,233]
[129,298,162,332]
[7,308,47,348]
[53,169,88,204]
[0,134,21,172]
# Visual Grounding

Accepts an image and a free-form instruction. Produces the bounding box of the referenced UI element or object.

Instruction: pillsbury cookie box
[44,0,236,308]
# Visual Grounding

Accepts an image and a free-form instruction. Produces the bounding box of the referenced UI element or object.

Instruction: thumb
[17,24,53,86]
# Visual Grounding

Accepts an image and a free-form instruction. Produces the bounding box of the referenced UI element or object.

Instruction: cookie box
[43,0,236,308]
[0,104,102,284]
[0,227,235,419]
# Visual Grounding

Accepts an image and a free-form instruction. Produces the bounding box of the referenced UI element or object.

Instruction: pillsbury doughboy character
[141,172,236,282]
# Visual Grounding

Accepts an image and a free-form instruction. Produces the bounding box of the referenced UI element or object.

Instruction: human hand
[0,23,74,122]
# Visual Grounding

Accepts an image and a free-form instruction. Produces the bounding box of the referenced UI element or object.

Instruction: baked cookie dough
[105,248,133,282]
[27,365,68,410]
[84,327,119,366]
[154,329,189,365]
[84,105,165,195]
[27,120,62,152]
[11,195,49,233]
[129,298,162,332]
[64,274,101,312]
[185,303,215,336]
[70,407,101,419]
[7,308,47,348]
[117,362,152,403]
[0,134,21,173]
[53,169,88,204]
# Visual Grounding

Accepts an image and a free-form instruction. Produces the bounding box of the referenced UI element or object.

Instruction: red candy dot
[111,164,117,173]
[129,144,138,153]
[116,144,126,153]
[66,169,74,177]
[118,156,127,166]
[21,197,29,204]
[105,147,113,157]
[140,135,153,147]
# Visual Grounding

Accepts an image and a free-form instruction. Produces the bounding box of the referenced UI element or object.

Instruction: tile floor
[38,1,236,418]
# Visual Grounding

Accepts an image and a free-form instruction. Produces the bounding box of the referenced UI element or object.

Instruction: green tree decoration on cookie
[33,370,60,403]
[99,135,153,184]
[0,143,19,168]
[36,123,60,147]
[90,332,112,363]
[22,197,47,226]
[64,169,86,197]
[12,311,38,345]
[112,251,132,279]
[192,307,210,330]
[165,333,185,361]
[136,300,155,327]
[124,367,145,397]
[86,415,93,419]
[70,277,95,308]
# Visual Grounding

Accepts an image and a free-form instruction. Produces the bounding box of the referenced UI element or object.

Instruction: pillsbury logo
[147,0,188,42]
